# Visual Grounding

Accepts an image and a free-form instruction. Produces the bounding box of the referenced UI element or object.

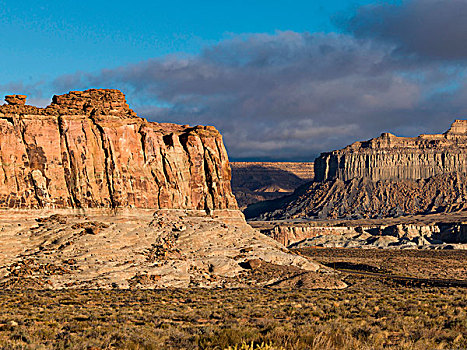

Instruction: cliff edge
[246,121,467,221]
[0,90,342,289]
[315,120,467,182]
[0,89,236,210]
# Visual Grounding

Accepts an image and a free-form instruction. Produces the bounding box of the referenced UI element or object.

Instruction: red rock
[5,95,27,105]
[0,89,237,210]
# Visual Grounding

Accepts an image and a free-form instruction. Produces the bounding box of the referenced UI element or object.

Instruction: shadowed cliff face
[230,162,314,208]
[248,172,467,221]
[0,89,237,210]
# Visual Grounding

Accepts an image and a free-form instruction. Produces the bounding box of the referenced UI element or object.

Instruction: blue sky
[1,0,466,161]
[0,0,374,84]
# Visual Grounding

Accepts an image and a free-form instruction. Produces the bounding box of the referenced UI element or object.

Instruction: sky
[1,0,467,161]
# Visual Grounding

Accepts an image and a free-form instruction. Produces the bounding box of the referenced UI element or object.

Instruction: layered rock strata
[0,89,341,289]
[259,222,467,248]
[315,120,467,182]
[0,90,236,210]
[247,121,467,221]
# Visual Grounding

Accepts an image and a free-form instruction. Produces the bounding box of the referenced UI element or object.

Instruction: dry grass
[298,248,467,280]
[0,281,465,349]
[0,249,466,349]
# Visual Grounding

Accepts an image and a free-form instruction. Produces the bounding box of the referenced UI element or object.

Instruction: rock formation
[256,221,467,249]
[249,172,467,220]
[0,89,342,289]
[230,162,314,208]
[0,209,347,289]
[0,89,236,210]
[246,121,467,221]
[315,120,467,182]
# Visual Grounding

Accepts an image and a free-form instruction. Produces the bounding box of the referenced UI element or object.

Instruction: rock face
[0,89,236,210]
[230,162,314,208]
[0,89,341,289]
[246,121,467,221]
[315,120,467,182]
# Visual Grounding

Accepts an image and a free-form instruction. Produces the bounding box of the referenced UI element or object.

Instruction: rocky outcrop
[254,218,467,249]
[0,89,343,289]
[315,120,467,182]
[277,222,467,249]
[231,162,314,208]
[0,89,236,210]
[5,95,27,106]
[0,209,346,289]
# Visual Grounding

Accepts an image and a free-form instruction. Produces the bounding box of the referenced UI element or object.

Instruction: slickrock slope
[315,120,467,182]
[0,209,346,289]
[231,162,314,208]
[0,90,236,210]
[0,90,343,289]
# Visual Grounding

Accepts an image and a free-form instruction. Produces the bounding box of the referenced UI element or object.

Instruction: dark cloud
[52,30,466,161]
[344,0,467,61]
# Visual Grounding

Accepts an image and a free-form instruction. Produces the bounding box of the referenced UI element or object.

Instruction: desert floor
[0,249,466,350]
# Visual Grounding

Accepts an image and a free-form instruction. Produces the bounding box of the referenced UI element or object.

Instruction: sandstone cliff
[0,90,236,210]
[315,120,467,182]
[0,90,343,289]
[246,121,467,221]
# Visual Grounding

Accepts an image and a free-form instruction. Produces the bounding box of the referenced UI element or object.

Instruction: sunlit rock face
[314,120,467,182]
[0,89,237,210]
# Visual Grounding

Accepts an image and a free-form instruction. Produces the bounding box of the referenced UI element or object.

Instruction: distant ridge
[230,162,314,208]
[315,120,467,182]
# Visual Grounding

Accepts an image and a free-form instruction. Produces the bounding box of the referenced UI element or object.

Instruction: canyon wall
[314,120,467,182]
[0,89,237,210]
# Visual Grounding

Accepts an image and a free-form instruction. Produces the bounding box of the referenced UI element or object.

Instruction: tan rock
[0,209,336,289]
[5,95,26,105]
[0,89,338,289]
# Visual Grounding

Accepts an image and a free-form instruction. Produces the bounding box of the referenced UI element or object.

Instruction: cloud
[344,0,467,61]
[51,30,464,161]
[0,0,461,162]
